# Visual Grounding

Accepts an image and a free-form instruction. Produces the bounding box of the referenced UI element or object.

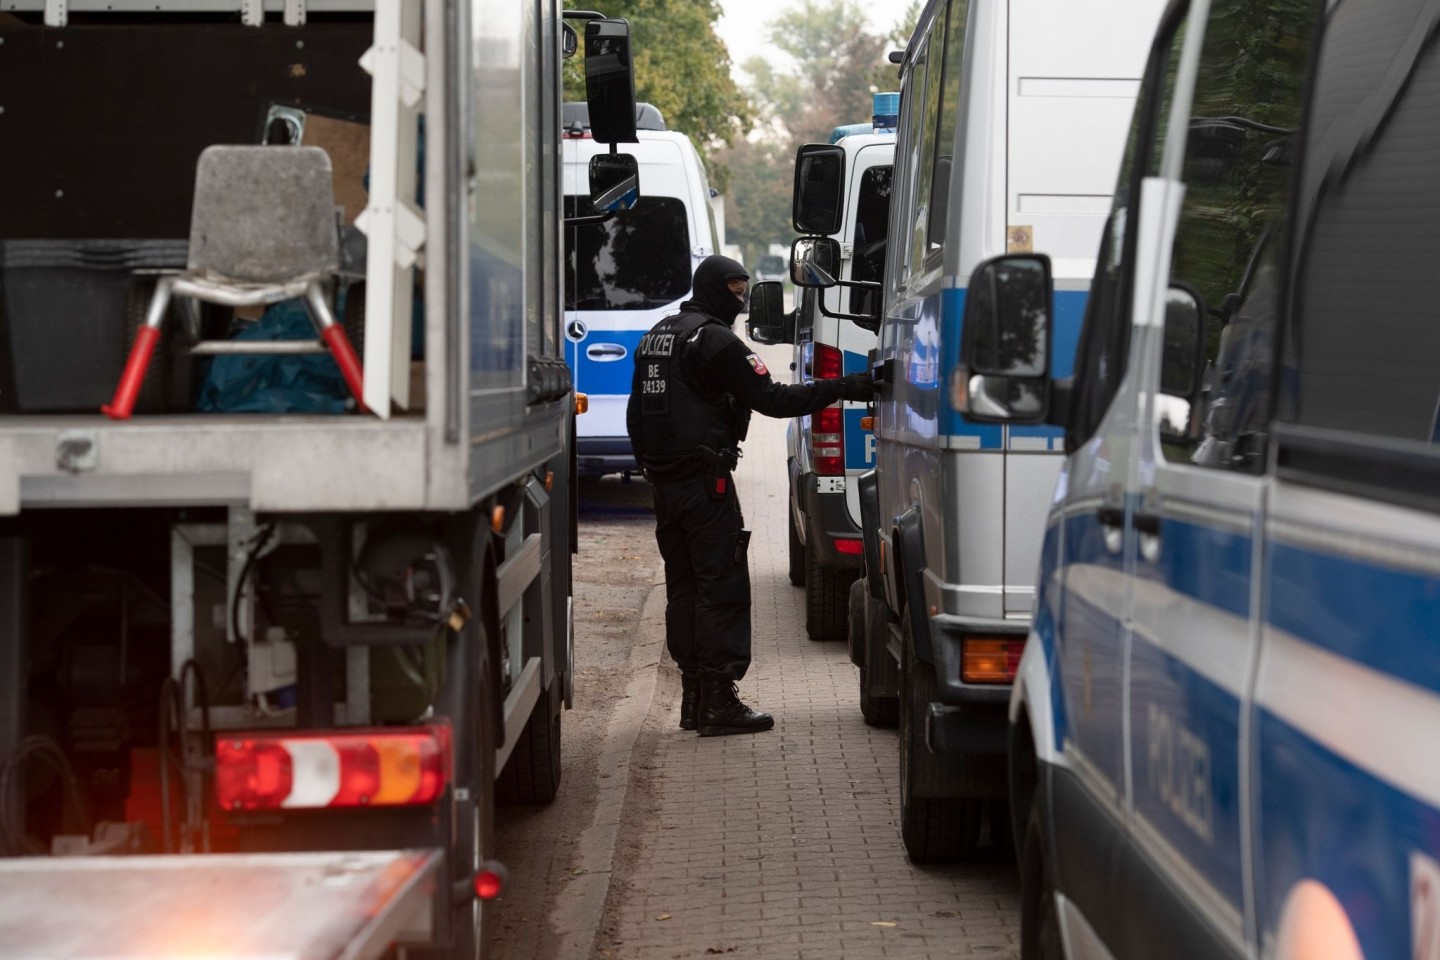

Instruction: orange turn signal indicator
[961,636,1026,684]
[860,416,875,430]
[575,392,589,415]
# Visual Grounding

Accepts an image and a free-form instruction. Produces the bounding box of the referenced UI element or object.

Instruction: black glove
[838,372,875,402]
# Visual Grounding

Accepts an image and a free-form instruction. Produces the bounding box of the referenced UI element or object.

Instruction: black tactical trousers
[651,474,750,682]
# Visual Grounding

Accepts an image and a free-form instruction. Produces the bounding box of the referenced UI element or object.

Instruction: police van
[751,110,895,644]
[563,108,719,476]
[765,0,1163,863]
[998,0,1440,956]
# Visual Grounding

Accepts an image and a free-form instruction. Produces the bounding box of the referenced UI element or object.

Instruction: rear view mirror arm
[564,211,616,228]
[815,279,882,331]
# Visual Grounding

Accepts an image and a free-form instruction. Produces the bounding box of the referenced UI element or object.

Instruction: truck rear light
[215,724,452,811]
[810,343,846,476]
[961,637,1025,684]
[474,862,508,901]
[834,538,863,555]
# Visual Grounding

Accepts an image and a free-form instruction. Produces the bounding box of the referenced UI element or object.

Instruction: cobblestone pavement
[592,341,1021,959]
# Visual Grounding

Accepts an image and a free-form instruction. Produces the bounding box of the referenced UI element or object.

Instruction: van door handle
[1134,511,1162,537]
[1097,504,1125,555]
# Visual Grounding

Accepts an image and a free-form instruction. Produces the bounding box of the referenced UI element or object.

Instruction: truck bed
[0,414,433,515]
[0,849,439,960]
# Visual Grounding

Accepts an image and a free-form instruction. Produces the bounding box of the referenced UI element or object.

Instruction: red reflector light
[214,724,452,811]
[961,637,1026,684]
[813,343,843,380]
[813,405,844,476]
[810,344,846,475]
[834,538,863,555]
[475,869,504,901]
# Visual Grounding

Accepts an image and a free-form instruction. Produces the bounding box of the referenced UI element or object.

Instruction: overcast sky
[714,0,895,84]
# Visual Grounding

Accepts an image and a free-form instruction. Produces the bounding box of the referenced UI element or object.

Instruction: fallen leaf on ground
[655,913,672,921]
[870,920,899,927]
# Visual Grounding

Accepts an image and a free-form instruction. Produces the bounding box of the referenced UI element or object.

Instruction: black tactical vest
[632,312,737,477]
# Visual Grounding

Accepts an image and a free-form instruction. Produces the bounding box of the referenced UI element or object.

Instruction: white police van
[563,106,719,476]
[751,105,895,644]
[775,0,1163,863]
[1000,0,1440,956]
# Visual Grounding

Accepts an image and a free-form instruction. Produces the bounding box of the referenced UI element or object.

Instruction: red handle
[102,325,162,420]
[322,325,368,414]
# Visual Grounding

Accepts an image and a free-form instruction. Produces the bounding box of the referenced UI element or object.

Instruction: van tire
[1020,803,1064,960]
[989,798,1016,859]
[856,582,898,727]
[899,607,982,862]
[496,679,562,806]
[805,536,857,641]
[787,503,805,587]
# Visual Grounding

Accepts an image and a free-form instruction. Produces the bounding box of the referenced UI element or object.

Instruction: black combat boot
[697,679,774,737]
[680,674,699,731]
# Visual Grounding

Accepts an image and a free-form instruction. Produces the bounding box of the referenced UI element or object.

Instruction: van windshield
[564,196,692,310]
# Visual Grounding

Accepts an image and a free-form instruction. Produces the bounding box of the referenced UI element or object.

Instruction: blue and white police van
[562,106,719,477]
[750,102,895,644]
[998,0,1440,956]
[768,0,1163,863]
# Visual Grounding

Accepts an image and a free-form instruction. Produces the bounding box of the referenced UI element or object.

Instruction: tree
[751,0,889,145]
[721,0,916,265]
[563,0,751,163]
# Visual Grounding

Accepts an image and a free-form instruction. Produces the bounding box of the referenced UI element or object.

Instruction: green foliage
[722,0,916,265]
[562,0,751,161]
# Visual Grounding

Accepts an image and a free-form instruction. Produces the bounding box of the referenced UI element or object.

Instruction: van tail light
[834,538,863,555]
[215,724,452,811]
[961,637,1026,684]
[811,343,845,476]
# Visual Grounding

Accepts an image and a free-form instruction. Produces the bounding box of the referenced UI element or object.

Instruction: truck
[1004,0,1440,955]
[562,106,719,478]
[770,0,1163,863]
[0,2,643,957]
[748,104,895,646]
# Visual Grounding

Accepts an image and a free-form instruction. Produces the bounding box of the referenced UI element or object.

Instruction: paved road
[585,340,1022,959]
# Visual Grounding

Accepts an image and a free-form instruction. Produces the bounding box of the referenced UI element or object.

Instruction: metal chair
[104,145,365,419]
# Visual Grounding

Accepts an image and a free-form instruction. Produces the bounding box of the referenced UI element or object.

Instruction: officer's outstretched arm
[712,339,848,418]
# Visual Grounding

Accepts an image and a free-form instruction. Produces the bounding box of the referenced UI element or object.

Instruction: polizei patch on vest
[746,354,769,376]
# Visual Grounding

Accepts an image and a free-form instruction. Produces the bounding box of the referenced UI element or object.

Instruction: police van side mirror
[584,18,639,144]
[589,153,639,213]
[745,281,794,345]
[790,236,842,289]
[792,143,845,235]
[955,254,1053,424]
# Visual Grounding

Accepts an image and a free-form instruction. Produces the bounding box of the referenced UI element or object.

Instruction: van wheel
[496,679,562,806]
[856,583,898,728]
[805,536,858,642]
[988,798,1016,859]
[898,607,982,862]
[787,504,805,587]
[1021,803,1064,960]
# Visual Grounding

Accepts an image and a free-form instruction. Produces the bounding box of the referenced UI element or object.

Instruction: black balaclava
[682,255,750,327]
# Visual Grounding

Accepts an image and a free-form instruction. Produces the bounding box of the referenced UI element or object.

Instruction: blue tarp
[196,300,351,414]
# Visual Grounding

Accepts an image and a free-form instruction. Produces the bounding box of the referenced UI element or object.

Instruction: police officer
[626,255,874,736]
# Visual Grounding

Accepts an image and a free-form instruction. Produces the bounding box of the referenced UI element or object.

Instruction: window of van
[563,196,692,310]
[1159,0,1317,470]
[849,165,892,316]
[926,0,969,250]
[1287,0,1440,447]
[907,25,945,280]
[1067,9,1188,451]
